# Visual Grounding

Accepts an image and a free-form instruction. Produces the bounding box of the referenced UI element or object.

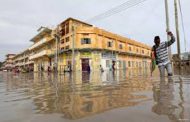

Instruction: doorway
[82,59,90,72]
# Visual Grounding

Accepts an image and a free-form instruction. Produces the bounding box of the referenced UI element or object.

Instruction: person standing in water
[152,31,176,77]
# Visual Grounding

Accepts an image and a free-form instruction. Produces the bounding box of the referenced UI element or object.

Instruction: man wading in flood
[152,31,176,77]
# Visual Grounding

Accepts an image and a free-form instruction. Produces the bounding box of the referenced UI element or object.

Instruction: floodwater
[0,68,190,122]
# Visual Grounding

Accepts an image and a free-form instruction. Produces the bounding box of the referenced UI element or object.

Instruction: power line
[87,0,148,22]
[86,0,149,23]
[87,0,139,22]
[178,0,187,52]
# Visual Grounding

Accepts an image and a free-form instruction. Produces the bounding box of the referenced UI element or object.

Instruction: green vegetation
[0,62,2,68]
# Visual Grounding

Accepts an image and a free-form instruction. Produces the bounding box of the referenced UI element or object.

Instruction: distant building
[2,54,16,71]
[173,52,190,61]
[13,49,34,72]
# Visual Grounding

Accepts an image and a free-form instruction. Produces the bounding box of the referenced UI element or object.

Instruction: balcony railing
[29,50,52,60]
[29,37,53,50]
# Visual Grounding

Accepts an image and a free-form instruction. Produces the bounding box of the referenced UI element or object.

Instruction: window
[119,44,123,49]
[66,23,69,34]
[60,26,65,36]
[128,61,131,67]
[66,37,69,42]
[129,46,132,51]
[107,41,112,47]
[142,50,144,54]
[61,39,65,44]
[65,46,70,49]
[106,60,110,68]
[119,61,122,67]
[81,38,91,44]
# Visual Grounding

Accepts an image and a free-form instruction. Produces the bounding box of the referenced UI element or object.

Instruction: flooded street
[0,69,190,122]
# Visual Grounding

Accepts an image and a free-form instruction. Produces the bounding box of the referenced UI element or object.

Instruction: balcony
[29,37,53,50]
[29,50,52,60]
[5,64,14,68]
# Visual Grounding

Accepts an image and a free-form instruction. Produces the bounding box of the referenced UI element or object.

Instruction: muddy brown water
[0,68,189,122]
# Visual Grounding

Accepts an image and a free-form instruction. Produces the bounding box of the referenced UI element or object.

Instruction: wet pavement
[0,69,190,122]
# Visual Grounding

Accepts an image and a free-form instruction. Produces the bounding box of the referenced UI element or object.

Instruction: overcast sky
[0,0,189,61]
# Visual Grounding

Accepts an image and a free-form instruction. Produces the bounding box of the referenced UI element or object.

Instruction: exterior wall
[38,18,152,72]
[33,57,50,72]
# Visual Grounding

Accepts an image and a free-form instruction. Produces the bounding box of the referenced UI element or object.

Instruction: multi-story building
[28,27,55,72]
[3,18,151,73]
[3,54,16,71]
[13,49,34,72]
[57,18,151,72]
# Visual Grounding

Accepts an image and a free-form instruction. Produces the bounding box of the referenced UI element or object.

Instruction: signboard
[80,52,92,58]
[102,52,116,59]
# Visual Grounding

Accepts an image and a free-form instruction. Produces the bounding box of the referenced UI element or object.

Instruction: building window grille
[129,46,132,51]
[61,39,65,44]
[66,23,69,34]
[81,38,91,44]
[107,41,112,47]
[65,37,69,42]
[142,50,144,54]
[119,44,123,49]
[128,61,131,67]
[106,60,110,68]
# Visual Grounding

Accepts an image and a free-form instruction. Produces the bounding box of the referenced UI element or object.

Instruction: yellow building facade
[57,18,151,72]
[11,18,151,73]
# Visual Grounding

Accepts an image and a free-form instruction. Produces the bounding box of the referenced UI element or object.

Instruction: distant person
[87,65,91,73]
[41,66,44,72]
[112,61,115,71]
[152,31,175,77]
[48,66,51,72]
[100,65,104,72]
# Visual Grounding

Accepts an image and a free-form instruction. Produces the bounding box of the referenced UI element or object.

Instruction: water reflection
[152,77,189,122]
[0,70,152,120]
[0,68,190,122]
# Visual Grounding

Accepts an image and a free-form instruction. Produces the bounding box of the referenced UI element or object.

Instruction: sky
[0,0,190,61]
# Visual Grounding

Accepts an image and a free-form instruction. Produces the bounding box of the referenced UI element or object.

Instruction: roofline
[60,17,93,27]
[6,54,16,57]
[30,28,52,42]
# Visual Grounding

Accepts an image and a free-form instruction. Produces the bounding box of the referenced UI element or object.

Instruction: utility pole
[164,0,172,60]
[72,25,75,72]
[174,0,181,59]
[54,28,60,72]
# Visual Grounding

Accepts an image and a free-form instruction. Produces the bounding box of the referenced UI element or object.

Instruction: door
[82,59,89,72]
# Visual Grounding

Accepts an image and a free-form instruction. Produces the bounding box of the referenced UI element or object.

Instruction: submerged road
[0,69,189,122]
